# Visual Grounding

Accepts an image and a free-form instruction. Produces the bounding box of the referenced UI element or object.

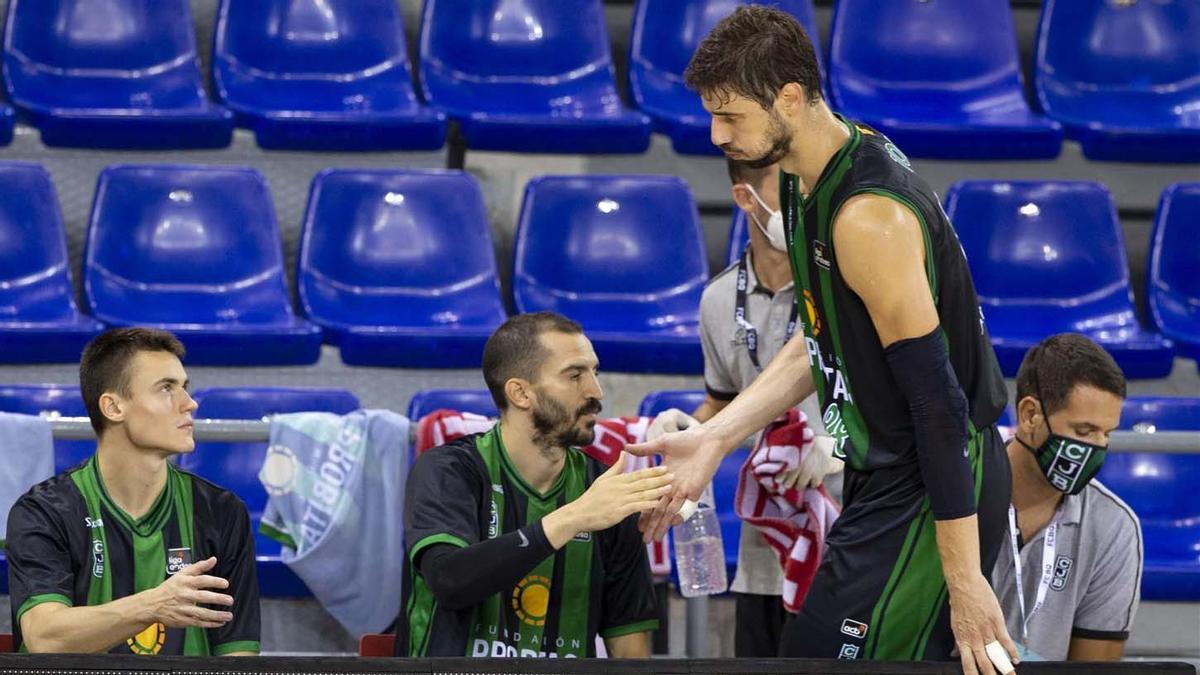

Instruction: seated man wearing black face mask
[991,333,1142,662]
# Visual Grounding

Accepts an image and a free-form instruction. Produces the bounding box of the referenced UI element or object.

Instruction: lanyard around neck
[1007,503,1061,642]
[734,248,798,371]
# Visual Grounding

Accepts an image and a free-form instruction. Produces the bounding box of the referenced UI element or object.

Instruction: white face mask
[744,184,787,251]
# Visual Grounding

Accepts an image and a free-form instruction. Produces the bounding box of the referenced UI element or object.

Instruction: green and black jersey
[400,426,658,658]
[782,115,1008,473]
[6,457,260,655]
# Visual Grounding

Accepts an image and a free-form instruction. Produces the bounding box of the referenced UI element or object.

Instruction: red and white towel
[413,410,671,577]
[735,409,840,613]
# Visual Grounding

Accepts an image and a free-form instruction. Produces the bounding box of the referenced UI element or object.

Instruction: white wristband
[677,499,699,522]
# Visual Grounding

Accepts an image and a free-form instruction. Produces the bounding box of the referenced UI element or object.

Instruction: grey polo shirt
[990,480,1143,661]
[700,252,832,595]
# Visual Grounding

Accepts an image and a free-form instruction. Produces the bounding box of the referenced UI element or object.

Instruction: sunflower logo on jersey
[128,623,166,655]
[512,574,551,627]
[803,289,822,337]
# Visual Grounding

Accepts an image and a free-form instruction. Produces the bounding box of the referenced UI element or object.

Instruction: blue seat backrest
[831,0,1025,111]
[421,0,610,79]
[301,169,502,325]
[0,163,76,321]
[6,0,196,72]
[944,181,1129,302]
[514,175,708,330]
[86,165,290,324]
[1037,0,1200,90]
[218,0,409,76]
[638,391,705,418]
[634,0,819,77]
[406,389,498,421]
[1150,183,1200,299]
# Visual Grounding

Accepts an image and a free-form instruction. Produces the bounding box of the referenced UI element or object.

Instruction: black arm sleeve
[884,328,976,520]
[419,523,555,611]
[209,494,261,654]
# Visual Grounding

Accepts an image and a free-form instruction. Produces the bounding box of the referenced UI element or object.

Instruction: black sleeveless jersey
[781,116,1006,472]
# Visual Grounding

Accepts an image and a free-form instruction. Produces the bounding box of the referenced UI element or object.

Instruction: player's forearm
[21,590,157,653]
[934,515,984,594]
[419,525,555,611]
[702,336,814,450]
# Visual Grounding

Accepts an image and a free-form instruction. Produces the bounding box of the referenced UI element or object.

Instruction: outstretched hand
[624,425,725,543]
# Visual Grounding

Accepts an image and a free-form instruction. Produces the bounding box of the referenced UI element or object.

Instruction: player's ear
[1016,395,1040,434]
[777,82,805,113]
[731,183,757,214]
[99,390,126,425]
[504,378,534,412]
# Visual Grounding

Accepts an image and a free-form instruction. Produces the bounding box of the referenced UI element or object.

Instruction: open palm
[625,426,725,542]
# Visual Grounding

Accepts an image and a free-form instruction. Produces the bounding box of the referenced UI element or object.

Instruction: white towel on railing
[258,410,409,636]
[0,412,54,544]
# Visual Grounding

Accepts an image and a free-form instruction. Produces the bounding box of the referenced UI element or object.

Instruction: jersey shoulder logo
[885,142,913,172]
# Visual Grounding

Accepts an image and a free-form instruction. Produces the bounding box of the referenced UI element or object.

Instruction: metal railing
[43,415,1200,453]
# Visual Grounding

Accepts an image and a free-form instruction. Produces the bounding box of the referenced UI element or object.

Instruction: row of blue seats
[2,160,1200,374]
[0,0,1195,161]
[0,163,707,371]
[0,384,1195,601]
[3,161,1200,377]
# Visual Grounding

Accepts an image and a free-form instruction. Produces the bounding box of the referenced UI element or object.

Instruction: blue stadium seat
[84,165,322,366]
[629,0,819,155]
[0,104,14,146]
[299,169,506,367]
[514,176,707,374]
[0,163,104,363]
[180,387,360,598]
[419,0,651,154]
[2,0,232,149]
[406,389,497,422]
[829,0,1061,160]
[996,406,1014,429]
[726,210,749,268]
[637,390,706,418]
[1035,0,1200,163]
[944,181,1174,379]
[213,0,445,151]
[0,383,92,473]
[1149,184,1200,361]
[1098,396,1200,600]
[639,390,742,581]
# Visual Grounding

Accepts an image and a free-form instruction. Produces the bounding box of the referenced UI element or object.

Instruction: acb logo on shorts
[840,618,869,639]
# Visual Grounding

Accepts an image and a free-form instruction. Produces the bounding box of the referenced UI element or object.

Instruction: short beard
[530,392,602,457]
[742,109,792,169]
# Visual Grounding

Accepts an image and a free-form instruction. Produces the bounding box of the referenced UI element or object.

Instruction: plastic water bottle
[672,482,727,597]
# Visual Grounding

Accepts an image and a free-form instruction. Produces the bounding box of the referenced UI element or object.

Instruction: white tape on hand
[677,499,699,522]
[985,641,1015,675]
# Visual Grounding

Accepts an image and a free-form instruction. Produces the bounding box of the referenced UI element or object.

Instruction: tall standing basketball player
[629,7,1016,674]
